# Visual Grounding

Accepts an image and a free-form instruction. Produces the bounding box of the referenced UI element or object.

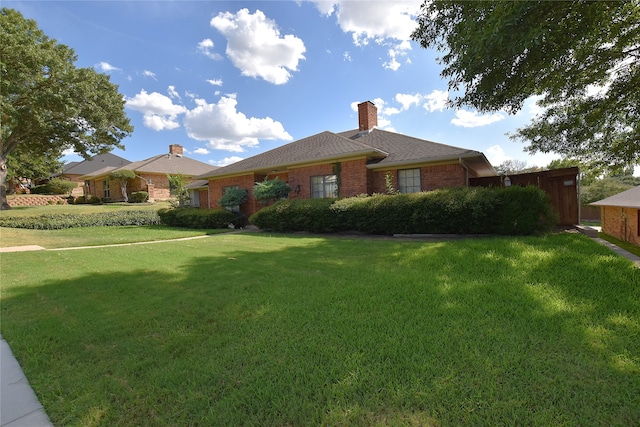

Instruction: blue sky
[8,1,561,170]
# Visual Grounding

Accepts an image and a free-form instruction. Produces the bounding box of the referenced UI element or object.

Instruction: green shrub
[157,208,236,229]
[493,186,558,235]
[130,191,149,203]
[253,178,291,203]
[30,178,78,195]
[218,188,248,208]
[0,211,161,230]
[249,186,556,236]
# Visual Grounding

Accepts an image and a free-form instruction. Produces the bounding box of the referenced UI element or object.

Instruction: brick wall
[7,195,68,207]
[601,206,640,246]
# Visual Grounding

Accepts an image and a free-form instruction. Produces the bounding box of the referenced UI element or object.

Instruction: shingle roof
[591,186,640,208]
[82,153,217,179]
[198,128,495,179]
[61,153,131,176]
[198,131,384,178]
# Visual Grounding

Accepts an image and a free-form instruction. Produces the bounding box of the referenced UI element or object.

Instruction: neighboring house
[58,153,131,196]
[196,101,496,217]
[82,145,217,202]
[591,186,640,246]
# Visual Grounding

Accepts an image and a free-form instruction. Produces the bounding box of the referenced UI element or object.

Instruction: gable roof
[82,153,217,179]
[61,153,131,176]
[590,186,640,208]
[198,128,495,179]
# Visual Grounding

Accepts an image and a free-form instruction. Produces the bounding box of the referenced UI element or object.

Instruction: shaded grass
[1,233,639,425]
[0,225,228,248]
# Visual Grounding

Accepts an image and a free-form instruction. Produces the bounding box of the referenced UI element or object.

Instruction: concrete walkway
[0,336,52,426]
[0,226,637,425]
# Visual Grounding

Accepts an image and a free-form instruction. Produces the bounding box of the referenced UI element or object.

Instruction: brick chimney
[169,144,183,156]
[358,101,378,131]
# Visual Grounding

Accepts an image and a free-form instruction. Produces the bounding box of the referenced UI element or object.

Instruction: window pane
[398,169,420,193]
[310,175,337,198]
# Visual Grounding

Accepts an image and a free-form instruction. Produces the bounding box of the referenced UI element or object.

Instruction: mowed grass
[1,233,639,426]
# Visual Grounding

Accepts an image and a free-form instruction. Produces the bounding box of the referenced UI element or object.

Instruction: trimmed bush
[30,178,77,195]
[249,186,557,236]
[0,210,161,230]
[130,191,149,203]
[157,208,236,229]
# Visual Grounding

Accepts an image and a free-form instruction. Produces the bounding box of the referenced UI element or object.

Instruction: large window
[103,179,110,198]
[310,175,337,199]
[398,169,421,193]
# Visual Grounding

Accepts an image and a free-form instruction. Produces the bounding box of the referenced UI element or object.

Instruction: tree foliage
[411,1,640,170]
[253,177,291,203]
[218,188,249,208]
[168,174,190,207]
[0,8,133,208]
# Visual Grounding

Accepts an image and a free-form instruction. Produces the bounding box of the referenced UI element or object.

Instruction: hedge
[157,208,237,229]
[249,186,557,236]
[0,210,161,230]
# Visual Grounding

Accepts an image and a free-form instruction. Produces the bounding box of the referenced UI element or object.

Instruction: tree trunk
[121,182,128,202]
[0,157,12,210]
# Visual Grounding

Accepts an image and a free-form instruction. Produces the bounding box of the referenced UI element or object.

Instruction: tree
[494,160,529,176]
[581,178,633,205]
[168,174,190,207]
[109,169,136,202]
[0,8,133,209]
[411,1,640,171]
[253,177,291,204]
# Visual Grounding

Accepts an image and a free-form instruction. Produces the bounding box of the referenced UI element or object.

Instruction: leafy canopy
[0,8,133,207]
[411,1,640,170]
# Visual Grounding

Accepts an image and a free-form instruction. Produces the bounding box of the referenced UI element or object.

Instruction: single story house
[81,144,217,202]
[195,101,496,217]
[57,153,131,196]
[591,186,640,246]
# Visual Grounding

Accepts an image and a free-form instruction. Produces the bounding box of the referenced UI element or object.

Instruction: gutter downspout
[459,158,469,186]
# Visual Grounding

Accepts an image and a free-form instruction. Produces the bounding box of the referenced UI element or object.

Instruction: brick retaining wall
[7,195,68,207]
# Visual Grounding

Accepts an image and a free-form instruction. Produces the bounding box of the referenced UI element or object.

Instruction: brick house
[591,186,640,246]
[82,145,217,202]
[196,101,496,217]
[58,153,131,197]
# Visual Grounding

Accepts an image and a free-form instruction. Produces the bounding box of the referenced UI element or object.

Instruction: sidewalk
[0,335,52,426]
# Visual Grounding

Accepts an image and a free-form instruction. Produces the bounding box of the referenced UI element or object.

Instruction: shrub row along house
[79,145,216,202]
[192,101,496,217]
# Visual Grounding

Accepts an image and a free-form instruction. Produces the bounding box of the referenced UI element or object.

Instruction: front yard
[1,232,639,425]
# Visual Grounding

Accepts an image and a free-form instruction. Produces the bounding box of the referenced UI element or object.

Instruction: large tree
[0,8,133,209]
[411,1,640,171]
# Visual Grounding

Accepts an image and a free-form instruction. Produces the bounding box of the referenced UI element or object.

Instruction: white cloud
[210,9,306,85]
[96,61,120,72]
[423,90,449,112]
[396,93,422,111]
[343,51,352,62]
[167,85,181,100]
[486,145,512,166]
[451,109,505,128]
[126,90,187,131]
[183,95,292,152]
[206,79,223,86]
[193,147,211,155]
[142,70,157,80]
[315,1,420,45]
[210,156,244,167]
[197,38,223,60]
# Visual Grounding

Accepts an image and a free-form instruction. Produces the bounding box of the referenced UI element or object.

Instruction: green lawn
[1,233,639,426]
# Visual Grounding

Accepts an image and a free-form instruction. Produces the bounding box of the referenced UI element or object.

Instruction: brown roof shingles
[199,128,495,179]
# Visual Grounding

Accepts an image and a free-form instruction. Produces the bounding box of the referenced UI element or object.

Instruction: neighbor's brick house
[82,145,217,202]
[196,101,496,217]
[57,153,131,197]
[591,186,640,246]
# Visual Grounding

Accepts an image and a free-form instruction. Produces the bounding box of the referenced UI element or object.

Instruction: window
[222,185,240,213]
[310,175,337,199]
[103,179,110,198]
[398,169,421,193]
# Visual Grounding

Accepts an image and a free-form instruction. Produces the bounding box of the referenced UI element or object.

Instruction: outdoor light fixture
[295,184,301,194]
[504,175,511,187]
